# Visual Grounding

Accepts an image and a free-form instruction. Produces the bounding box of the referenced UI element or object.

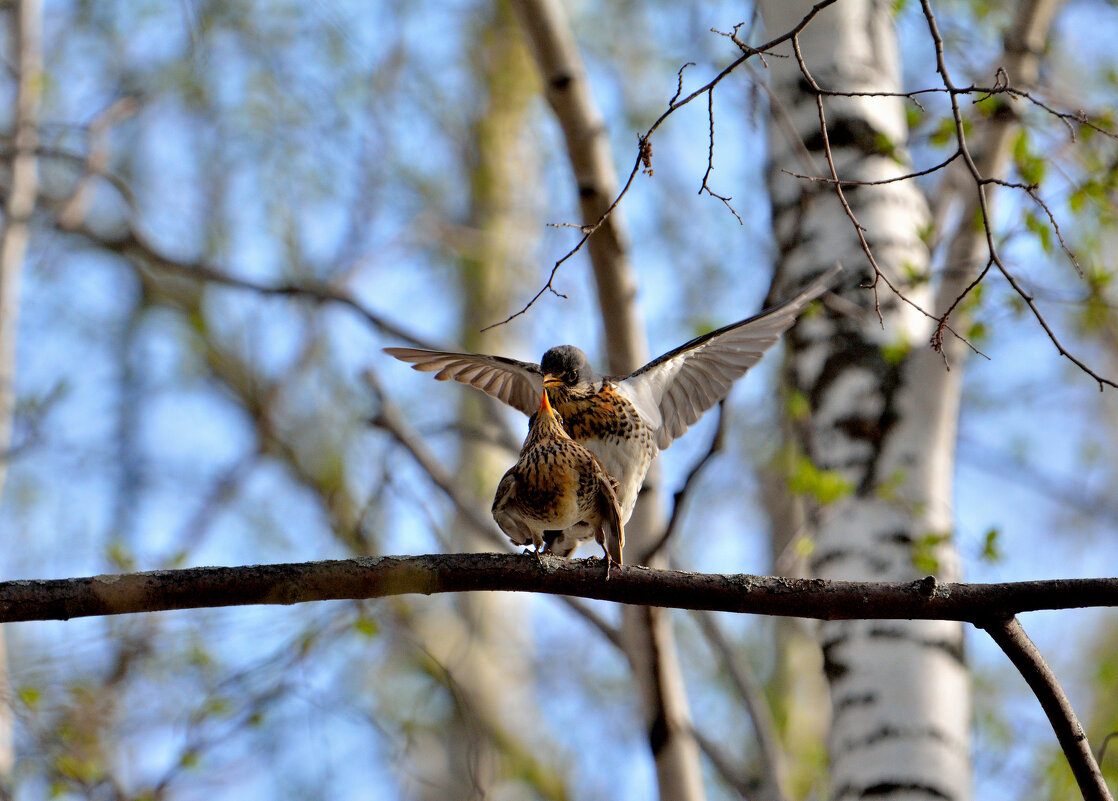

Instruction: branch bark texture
[983,617,1113,801]
[2,555,1116,624]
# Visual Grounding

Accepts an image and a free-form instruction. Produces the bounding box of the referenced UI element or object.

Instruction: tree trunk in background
[512,1,706,798]
[0,1,42,793]
[404,3,564,799]
[761,1,971,799]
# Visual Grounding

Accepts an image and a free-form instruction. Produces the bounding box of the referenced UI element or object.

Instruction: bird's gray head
[540,345,594,388]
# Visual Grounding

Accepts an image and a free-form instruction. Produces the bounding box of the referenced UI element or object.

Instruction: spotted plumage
[492,390,624,564]
[386,267,839,557]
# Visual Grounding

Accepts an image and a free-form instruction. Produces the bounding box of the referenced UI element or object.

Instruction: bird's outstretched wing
[616,267,840,450]
[383,347,544,416]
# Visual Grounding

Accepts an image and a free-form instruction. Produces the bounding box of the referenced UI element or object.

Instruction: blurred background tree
[1,0,1117,800]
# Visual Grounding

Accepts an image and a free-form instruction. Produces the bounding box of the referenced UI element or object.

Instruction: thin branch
[691,726,758,800]
[982,617,1113,801]
[641,401,727,563]
[917,0,1116,389]
[693,610,789,801]
[780,148,962,188]
[790,34,983,357]
[363,370,505,548]
[490,0,840,329]
[3,555,1117,623]
[62,222,437,350]
[1099,732,1118,765]
[558,596,623,651]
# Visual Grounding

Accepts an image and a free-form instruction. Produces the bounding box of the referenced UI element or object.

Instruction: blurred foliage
[0,0,1117,799]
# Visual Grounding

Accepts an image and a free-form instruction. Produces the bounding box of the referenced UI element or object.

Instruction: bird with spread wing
[386,267,838,560]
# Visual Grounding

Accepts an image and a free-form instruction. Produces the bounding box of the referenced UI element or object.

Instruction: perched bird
[387,267,837,555]
[492,388,624,565]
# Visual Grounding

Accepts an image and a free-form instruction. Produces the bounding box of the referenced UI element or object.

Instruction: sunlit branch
[4,555,1116,624]
[982,617,1113,801]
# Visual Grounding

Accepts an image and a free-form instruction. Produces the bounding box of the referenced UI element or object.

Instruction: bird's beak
[542,374,563,388]
[538,389,554,415]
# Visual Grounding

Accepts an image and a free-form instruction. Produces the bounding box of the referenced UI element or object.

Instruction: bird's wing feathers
[593,457,625,565]
[383,347,543,416]
[621,267,839,450]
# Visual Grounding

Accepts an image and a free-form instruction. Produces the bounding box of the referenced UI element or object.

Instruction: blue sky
[3,0,1118,798]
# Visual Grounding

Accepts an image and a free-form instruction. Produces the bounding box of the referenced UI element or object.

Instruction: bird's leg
[601,544,613,581]
[533,543,544,567]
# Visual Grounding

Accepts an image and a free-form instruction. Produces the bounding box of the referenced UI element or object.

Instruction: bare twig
[62,222,436,350]
[490,0,840,329]
[363,370,505,548]
[790,34,983,357]
[1099,731,1118,765]
[641,401,727,563]
[692,727,758,799]
[982,617,1113,801]
[558,596,623,651]
[917,0,1116,389]
[780,149,962,187]
[694,610,789,801]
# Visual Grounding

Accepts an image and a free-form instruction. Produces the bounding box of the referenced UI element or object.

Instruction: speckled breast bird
[386,267,837,555]
[492,388,624,565]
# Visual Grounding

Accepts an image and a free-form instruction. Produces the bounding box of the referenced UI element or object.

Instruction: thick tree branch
[3,555,1116,624]
[982,617,1113,801]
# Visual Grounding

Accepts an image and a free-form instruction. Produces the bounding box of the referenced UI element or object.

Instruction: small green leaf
[1024,211,1051,252]
[788,456,854,505]
[912,532,950,574]
[785,390,811,422]
[881,337,912,365]
[980,527,1002,563]
[17,686,42,709]
[965,321,987,344]
[354,617,380,639]
[874,470,906,500]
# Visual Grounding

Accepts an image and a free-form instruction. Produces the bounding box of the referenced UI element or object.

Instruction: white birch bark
[760,2,969,799]
[0,1,43,792]
[511,2,706,799]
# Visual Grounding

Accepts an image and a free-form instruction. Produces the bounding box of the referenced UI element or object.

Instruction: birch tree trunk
[761,2,969,799]
[0,1,43,793]
[512,2,706,798]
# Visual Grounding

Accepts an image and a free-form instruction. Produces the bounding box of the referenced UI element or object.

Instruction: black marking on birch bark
[801,116,895,159]
[866,623,965,657]
[877,530,914,546]
[841,724,959,750]
[821,637,849,682]
[805,335,880,411]
[769,183,827,227]
[549,73,572,91]
[810,547,854,575]
[832,692,877,718]
[856,782,953,800]
[811,550,898,577]
[578,182,599,199]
